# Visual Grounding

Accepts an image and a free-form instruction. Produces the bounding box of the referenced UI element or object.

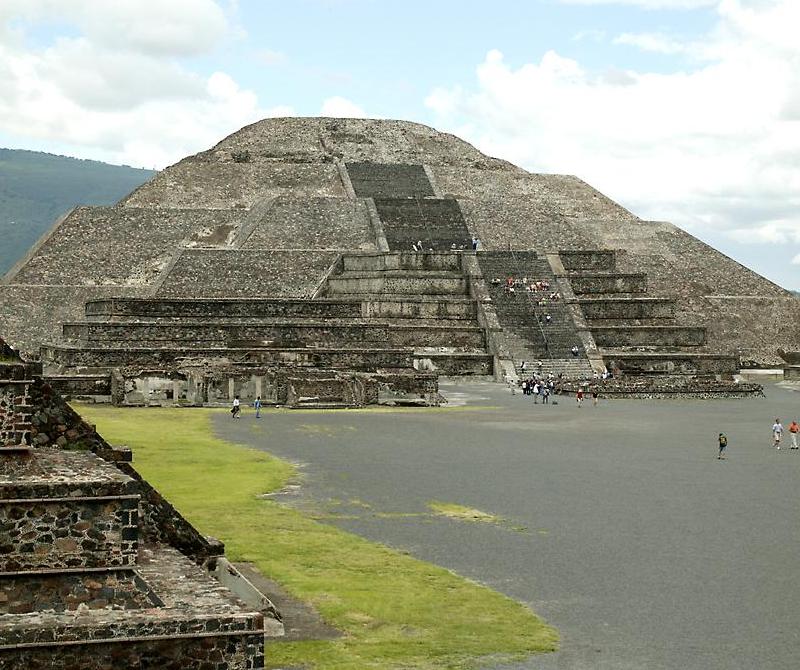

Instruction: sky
[1,0,798,290]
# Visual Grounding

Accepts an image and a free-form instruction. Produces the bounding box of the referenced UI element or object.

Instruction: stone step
[0,450,139,573]
[578,297,675,320]
[567,273,647,294]
[559,250,616,271]
[326,274,468,296]
[591,326,706,348]
[341,251,464,273]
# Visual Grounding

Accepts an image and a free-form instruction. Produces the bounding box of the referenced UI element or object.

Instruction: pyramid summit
[1,116,797,403]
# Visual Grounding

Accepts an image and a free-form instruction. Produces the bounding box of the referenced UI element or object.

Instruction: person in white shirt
[772,419,783,449]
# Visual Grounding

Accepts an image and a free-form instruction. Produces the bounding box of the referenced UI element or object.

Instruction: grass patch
[76,405,557,670]
[427,501,503,524]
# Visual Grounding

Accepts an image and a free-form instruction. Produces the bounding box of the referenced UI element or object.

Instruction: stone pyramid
[1,117,797,402]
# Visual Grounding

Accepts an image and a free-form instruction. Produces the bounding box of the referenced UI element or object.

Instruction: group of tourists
[520,375,558,403]
[770,418,800,450]
[409,237,482,252]
[717,418,799,459]
[230,395,263,419]
[491,275,559,301]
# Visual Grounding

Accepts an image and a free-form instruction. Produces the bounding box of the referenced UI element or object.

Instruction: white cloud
[0,1,282,168]
[425,0,800,256]
[560,0,718,8]
[320,96,367,118]
[257,49,287,66]
[792,253,800,265]
[613,32,689,54]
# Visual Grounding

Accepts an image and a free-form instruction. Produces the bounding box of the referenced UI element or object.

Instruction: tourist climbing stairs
[477,251,592,379]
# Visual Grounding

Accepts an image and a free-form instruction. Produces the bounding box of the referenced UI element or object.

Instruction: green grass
[77,405,557,670]
[427,501,503,524]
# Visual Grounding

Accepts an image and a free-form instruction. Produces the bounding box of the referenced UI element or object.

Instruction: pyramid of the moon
[1,117,797,402]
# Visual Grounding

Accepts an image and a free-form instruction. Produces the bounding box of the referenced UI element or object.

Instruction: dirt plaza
[217,379,800,670]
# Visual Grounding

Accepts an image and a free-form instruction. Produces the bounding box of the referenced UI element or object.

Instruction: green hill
[0,149,155,276]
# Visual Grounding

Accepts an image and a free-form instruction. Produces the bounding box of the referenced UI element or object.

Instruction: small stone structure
[1,117,798,400]
[0,337,283,668]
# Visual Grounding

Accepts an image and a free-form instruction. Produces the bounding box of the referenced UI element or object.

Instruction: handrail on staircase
[508,247,552,362]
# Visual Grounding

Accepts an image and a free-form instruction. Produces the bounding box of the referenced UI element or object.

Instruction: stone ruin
[0,336,283,668]
[1,117,798,403]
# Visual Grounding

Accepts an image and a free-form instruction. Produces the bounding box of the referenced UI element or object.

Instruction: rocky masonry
[0,337,282,668]
[0,117,797,402]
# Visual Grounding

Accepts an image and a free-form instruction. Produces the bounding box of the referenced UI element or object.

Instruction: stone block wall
[579,299,675,320]
[569,274,647,294]
[86,297,363,321]
[0,377,32,447]
[559,250,616,271]
[341,251,464,273]
[156,249,339,299]
[590,326,706,348]
[63,321,392,348]
[242,197,374,250]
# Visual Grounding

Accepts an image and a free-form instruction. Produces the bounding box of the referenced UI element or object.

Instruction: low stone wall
[63,321,391,348]
[1,379,32,447]
[591,326,706,347]
[362,297,475,320]
[326,273,467,296]
[0,632,265,670]
[414,353,493,376]
[569,274,647,294]
[342,251,463,273]
[603,353,738,376]
[45,375,111,399]
[579,298,675,320]
[389,325,485,349]
[44,345,416,374]
[86,297,363,321]
[560,377,763,398]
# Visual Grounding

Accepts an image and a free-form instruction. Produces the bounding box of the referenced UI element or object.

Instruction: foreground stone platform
[0,341,283,668]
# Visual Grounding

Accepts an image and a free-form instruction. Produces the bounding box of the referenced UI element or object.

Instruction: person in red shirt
[789,420,799,450]
[576,388,584,407]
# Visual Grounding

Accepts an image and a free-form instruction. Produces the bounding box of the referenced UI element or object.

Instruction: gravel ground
[215,380,800,670]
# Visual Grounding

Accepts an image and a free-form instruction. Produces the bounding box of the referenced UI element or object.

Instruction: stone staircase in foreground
[0,357,280,668]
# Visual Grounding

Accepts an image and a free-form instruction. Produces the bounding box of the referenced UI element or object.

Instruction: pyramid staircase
[476,251,593,379]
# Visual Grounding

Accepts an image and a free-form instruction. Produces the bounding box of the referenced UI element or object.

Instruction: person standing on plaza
[592,389,599,406]
[718,432,727,459]
[254,396,262,419]
[231,395,241,419]
[576,388,584,407]
[789,420,799,449]
[772,418,783,449]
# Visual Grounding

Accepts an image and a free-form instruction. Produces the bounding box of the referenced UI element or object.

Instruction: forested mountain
[0,149,155,276]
